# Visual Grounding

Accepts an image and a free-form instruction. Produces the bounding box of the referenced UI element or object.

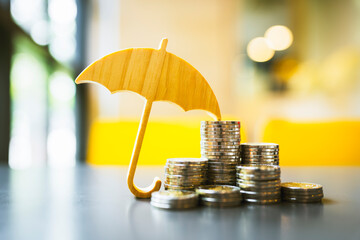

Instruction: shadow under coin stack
[151,190,199,209]
[196,185,242,207]
[164,158,208,191]
[281,182,324,203]
[200,121,241,185]
[236,164,281,204]
[241,143,279,165]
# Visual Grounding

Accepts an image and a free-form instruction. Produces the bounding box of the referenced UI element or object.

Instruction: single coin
[242,148,279,152]
[166,158,208,165]
[196,185,240,194]
[237,164,280,171]
[244,198,281,204]
[201,141,241,146]
[281,182,323,191]
[237,179,281,188]
[281,197,322,203]
[241,143,279,149]
[151,190,197,199]
[201,120,240,125]
[163,184,196,191]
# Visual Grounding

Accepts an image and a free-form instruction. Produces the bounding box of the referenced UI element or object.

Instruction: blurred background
[1,0,360,169]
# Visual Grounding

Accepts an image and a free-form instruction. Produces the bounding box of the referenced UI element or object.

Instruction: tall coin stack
[200,121,241,185]
[236,164,281,204]
[164,158,208,191]
[241,143,279,165]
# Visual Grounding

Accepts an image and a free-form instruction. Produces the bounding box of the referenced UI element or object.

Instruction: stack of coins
[150,190,199,209]
[164,158,208,191]
[196,185,242,207]
[281,182,324,203]
[241,143,279,165]
[236,164,281,204]
[200,121,241,185]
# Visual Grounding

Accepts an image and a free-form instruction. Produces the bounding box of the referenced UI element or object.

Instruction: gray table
[0,166,359,240]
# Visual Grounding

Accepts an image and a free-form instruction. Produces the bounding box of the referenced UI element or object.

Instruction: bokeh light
[265,25,293,51]
[247,37,275,62]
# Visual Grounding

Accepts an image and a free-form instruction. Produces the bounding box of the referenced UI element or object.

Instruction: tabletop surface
[0,165,359,240]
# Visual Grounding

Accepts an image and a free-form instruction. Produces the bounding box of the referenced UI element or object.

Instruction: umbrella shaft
[127,100,153,182]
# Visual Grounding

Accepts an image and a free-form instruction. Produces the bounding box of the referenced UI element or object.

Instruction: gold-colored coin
[281,182,323,190]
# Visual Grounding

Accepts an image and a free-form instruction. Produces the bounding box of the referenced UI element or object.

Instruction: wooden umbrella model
[75,38,221,198]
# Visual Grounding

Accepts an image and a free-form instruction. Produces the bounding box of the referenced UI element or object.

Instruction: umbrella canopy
[75,39,221,198]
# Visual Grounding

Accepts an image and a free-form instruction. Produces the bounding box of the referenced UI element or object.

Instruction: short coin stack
[164,158,208,191]
[196,185,242,207]
[151,190,199,209]
[281,182,324,203]
[236,164,281,204]
[241,143,279,165]
[200,121,241,185]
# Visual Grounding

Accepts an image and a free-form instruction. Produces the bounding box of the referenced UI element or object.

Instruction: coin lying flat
[196,185,242,207]
[151,190,199,209]
[166,158,208,165]
[281,182,323,191]
[241,143,279,148]
[244,198,281,204]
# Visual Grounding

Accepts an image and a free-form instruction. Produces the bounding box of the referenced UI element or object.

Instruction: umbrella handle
[127,100,161,198]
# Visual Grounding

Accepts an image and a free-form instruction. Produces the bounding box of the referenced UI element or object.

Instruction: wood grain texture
[75,39,221,198]
[75,39,221,119]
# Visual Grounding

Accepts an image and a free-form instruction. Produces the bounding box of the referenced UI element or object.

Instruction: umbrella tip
[159,38,168,51]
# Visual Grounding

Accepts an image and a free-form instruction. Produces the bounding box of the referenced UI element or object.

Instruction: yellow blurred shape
[262,120,360,166]
[247,37,275,62]
[273,58,299,83]
[87,118,247,165]
[265,25,293,51]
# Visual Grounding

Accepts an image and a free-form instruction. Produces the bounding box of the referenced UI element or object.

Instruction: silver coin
[237,173,280,181]
[242,156,279,160]
[241,143,279,148]
[237,178,281,185]
[200,131,240,135]
[201,141,241,146]
[165,169,207,175]
[237,164,280,171]
[244,198,281,204]
[163,184,196,191]
[201,120,240,125]
[242,154,279,158]
[282,193,324,199]
[166,158,208,165]
[239,184,281,192]
[241,147,279,152]
[280,182,323,192]
[196,185,239,193]
[201,200,241,207]
[202,152,239,156]
[281,197,322,203]
[201,196,242,204]
[165,164,207,170]
[281,189,323,197]
[241,148,279,152]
